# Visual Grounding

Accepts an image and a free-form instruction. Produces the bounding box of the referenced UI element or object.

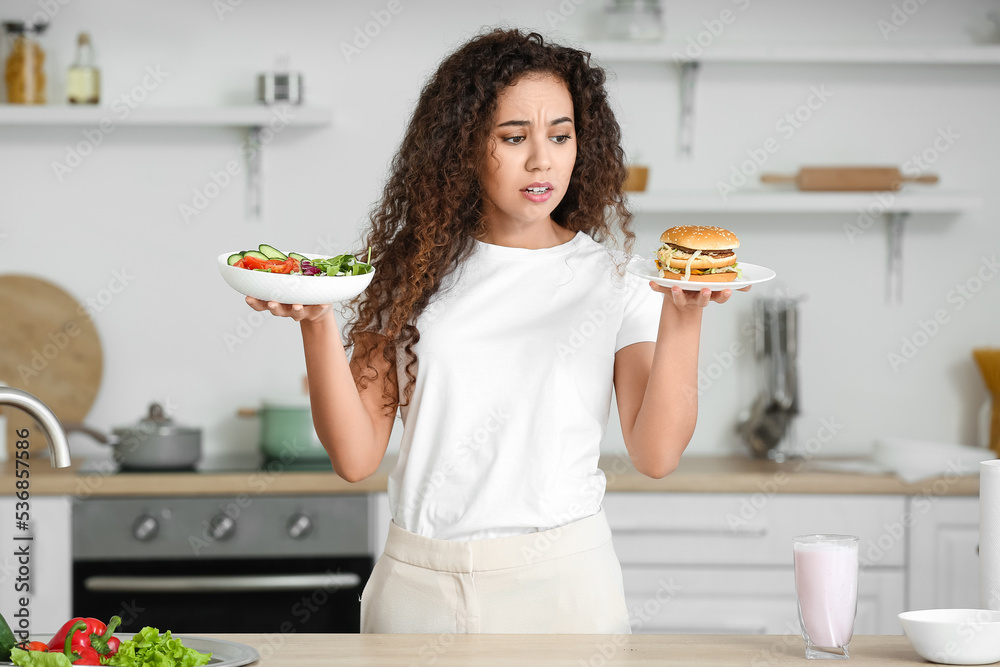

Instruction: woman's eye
[551,135,572,144]
[502,136,525,145]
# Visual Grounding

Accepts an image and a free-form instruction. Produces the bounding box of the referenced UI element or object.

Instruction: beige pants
[360,507,632,634]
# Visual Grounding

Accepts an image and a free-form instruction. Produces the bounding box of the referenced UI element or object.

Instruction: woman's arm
[246,298,396,482]
[300,315,397,482]
[613,286,740,478]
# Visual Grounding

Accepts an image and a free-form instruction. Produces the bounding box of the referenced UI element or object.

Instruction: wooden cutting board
[0,275,103,457]
[761,166,939,191]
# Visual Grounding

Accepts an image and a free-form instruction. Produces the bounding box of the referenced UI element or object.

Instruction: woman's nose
[525,137,551,171]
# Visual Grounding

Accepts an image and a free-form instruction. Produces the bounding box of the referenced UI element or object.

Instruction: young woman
[246,29,743,633]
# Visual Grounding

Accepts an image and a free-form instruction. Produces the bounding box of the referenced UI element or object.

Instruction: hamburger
[655,225,741,282]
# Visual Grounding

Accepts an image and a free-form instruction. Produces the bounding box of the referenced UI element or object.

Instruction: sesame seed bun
[662,270,739,283]
[660,225,740,251]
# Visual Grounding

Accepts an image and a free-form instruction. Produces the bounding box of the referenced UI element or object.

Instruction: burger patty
[666,243,735,258]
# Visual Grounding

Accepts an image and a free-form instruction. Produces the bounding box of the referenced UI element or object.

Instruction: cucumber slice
[258,244,288,260]
[288,252,308,262]
[243,250,269,261]
[227,252,245,265]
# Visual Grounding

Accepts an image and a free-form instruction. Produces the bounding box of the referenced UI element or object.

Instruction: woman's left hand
[649,282,751,309]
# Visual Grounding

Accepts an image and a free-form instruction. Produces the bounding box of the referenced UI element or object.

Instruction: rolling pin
[760,167,939,191]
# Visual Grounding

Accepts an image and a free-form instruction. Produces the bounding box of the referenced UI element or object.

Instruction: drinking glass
[792,534,859,659]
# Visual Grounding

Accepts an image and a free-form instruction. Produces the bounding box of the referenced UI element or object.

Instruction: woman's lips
[521,182,553,203]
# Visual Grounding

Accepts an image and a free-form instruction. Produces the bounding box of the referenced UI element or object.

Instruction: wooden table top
[197,633,930,666]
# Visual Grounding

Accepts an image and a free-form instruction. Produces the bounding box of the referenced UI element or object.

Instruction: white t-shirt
[388,231,662,541]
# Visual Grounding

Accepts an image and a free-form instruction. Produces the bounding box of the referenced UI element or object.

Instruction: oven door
[73,556,371,633]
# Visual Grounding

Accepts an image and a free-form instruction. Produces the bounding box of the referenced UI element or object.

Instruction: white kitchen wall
[0,0,997,461]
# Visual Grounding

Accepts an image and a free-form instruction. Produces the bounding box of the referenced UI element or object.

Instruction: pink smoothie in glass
[793,539,858,648]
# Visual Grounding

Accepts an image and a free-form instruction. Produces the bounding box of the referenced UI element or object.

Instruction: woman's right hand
[245,296,335,323]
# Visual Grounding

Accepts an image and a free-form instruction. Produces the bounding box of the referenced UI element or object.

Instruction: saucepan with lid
[238,398,330,464]
[63,402,202,470]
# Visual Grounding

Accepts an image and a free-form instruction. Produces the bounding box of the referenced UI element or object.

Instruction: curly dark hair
[344,28,635,409]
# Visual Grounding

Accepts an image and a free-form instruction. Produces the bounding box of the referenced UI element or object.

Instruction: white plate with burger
[627,225,776,291]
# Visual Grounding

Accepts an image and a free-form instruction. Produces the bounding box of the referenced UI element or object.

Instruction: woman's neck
[478,218,576,249]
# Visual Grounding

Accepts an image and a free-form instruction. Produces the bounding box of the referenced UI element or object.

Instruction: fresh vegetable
[18,641,49,652]
[227,244,373,277]
[306,247,374,277]
[51,622,100,665]
[67,644,101,665]
[47,618,105,653]
[106,627,211,667]
[43,616,121,665]
[88,617,121,658]
[9,647,72,667]
[1,611,17,661]
[257,243,287,261]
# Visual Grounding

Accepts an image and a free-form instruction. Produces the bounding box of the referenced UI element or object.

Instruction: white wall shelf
[0,105,332,220]
[0,104,332,127]
[628,190,983,214]
[629,189,981,304]
[587,41,1000,65]
[586,42,1000,159]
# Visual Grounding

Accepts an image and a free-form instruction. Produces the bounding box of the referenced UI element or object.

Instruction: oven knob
[287,513,313,539]
[132,515,159,542]
[208,513,236,541]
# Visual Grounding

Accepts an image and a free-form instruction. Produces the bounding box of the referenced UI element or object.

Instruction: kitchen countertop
[0,452,978,497]
[197,633,927,665]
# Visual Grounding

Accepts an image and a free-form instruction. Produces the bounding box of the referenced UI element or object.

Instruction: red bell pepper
[89,616,121,657]
[47,618,105,653]
[47,615,121,663]
[55,622,101,665]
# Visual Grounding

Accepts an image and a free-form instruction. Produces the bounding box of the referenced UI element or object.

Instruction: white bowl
[217,252,375,306]
[899,609,1000,665]
[874,437,996,482]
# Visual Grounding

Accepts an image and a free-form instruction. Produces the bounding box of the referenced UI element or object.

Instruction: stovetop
[76,453,334,475]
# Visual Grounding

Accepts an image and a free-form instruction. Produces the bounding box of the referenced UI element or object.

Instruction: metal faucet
[0,387,72,468]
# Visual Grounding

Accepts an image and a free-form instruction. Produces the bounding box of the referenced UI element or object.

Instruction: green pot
[244,402,329,462]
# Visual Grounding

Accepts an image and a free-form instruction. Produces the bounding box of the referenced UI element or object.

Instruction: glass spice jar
[605,0,664,42]
[3,21,48,104]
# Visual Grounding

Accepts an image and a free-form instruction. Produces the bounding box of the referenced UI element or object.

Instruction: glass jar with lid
[605,0,664,42]
[3,21,48,104]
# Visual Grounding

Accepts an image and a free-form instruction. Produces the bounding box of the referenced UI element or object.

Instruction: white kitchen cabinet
[604,493,908,635]
[907,496,980,611]
[621,566,903,635]
[0,496,72,635]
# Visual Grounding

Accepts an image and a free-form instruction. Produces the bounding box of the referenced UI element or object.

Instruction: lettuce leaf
[105,627,211,667]
[10,648,72,667]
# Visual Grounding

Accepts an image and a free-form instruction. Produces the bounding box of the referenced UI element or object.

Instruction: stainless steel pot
[64,403,202,470]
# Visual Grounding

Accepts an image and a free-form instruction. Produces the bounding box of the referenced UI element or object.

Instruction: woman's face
[480,73,577,232]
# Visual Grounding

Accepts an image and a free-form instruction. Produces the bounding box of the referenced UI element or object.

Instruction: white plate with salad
[3,630,258,667]
[218,244,375,305]
[627,258,776,292]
